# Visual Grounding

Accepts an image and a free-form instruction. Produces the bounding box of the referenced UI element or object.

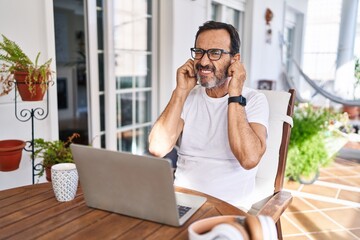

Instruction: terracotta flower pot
[14,71,47,101]
[0,140,26,171]
[343,105,360,120]
[45,166,52,182]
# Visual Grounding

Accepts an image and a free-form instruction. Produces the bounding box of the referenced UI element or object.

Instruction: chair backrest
[250,89,296,209]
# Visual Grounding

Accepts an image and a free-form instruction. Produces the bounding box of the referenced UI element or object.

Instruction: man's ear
[231,53,241,63]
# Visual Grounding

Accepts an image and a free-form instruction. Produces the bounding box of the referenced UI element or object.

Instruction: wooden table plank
[37,208,111,240]
[66,213,142,239]
[0,191,56,220]
[0,193,60,228]
[0,196,84,239]
[0,186,27,200]
[115,221,162,240]
[9,203,93,239]
[0,183,51,208]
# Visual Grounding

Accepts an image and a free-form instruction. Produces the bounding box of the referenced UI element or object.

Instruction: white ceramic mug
[51,163,78,202]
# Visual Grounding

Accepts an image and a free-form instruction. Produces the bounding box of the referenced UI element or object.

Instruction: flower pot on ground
[0,139,26,171]
[297,170,320,185]
[0,34,53,100]
[286,104,348,184]
[33,133,79,182]
[342,105,360,120]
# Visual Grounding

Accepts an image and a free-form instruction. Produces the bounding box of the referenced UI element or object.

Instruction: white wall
[248,0,284,90]
[0,0,57,190]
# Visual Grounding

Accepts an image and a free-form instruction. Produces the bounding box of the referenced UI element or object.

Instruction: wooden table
[0,183,247,240]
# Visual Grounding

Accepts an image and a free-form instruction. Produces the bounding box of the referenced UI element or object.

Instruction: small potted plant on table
[33,133,80,181]
[0,34,53,101]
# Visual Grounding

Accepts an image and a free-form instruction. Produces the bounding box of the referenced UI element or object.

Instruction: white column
[335,0,359,98]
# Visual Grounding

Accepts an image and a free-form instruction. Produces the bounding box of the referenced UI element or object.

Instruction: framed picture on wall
[57,66,77,120]
[57,78,68,109]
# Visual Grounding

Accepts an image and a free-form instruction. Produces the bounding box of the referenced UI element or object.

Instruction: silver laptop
[70,144,207,227]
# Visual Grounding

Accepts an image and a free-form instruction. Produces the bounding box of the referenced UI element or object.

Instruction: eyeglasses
[190,48,232,61]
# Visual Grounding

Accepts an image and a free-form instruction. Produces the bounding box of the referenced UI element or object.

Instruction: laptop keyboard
[177,205,192,218]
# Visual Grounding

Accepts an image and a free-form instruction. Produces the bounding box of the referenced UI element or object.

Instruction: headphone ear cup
[258,215,278,240]
[244,215,263,240]
[209,223,248,240]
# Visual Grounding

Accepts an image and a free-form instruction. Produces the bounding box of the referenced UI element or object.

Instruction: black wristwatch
[228,95,246,106]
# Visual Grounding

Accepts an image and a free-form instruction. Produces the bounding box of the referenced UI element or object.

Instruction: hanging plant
[0,34,54,101]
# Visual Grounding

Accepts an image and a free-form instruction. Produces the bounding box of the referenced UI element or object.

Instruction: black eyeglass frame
[190,48,233,61]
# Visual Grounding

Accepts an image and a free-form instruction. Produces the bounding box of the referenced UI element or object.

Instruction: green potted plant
[33,133,80,181]
[0,34,53,101]
[286,104,347,184]
[354,58,360,92]
[342,57,360,119]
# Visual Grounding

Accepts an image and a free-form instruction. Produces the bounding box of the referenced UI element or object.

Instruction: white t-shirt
[174,86,269,210]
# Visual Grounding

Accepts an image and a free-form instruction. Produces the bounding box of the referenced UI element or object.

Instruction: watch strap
[228,96,246,106]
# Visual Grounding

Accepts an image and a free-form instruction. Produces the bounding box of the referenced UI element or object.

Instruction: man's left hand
[227,59,246,96]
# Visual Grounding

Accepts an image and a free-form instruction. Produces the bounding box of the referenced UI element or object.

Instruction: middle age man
[148,21,269,210]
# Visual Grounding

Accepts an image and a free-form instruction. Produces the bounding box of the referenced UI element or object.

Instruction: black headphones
[188,215,277,240]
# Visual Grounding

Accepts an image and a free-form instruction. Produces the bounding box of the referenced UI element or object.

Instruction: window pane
[211,3,220,21]
[115,52,151,89]
[113,2,150,51]
[117,93,133,127]
[97,8,104,50]
[116,76,133,89]
[101,133,106,148]
[100,94,105,131]
[135,126,150,154]
[226,8,240,30]
[98,52,104,91]
[119,129,132,152]
[136,91,151,124]
[117,126,150,154]
[134,54,151,87]
[115,52,134,85]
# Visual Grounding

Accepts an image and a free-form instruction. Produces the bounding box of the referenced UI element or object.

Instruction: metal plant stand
[14,84,49,184]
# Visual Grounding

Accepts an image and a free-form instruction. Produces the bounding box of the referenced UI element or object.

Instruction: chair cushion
[250,90,292,209]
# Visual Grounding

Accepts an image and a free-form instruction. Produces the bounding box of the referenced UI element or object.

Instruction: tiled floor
[281,141,360,239]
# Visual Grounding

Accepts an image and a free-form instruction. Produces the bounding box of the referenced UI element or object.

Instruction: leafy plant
[33,133,80,176]
[0,34,53,97]
[354,57,360,99]
[286,104,340,180]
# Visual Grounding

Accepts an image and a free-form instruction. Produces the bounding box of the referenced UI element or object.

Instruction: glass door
[113,1,154,154]
[85,0,156,154]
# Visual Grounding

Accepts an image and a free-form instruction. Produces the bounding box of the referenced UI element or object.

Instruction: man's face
[194,29,232,89]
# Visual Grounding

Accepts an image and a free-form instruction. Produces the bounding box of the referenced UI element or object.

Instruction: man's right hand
[176,59,197,94]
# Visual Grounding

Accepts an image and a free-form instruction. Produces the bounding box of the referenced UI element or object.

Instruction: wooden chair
[247,89,296,239]
[168,89,296,238]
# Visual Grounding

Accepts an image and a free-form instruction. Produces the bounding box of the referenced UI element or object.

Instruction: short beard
[196,63,229,89]
[197,75,227,89]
